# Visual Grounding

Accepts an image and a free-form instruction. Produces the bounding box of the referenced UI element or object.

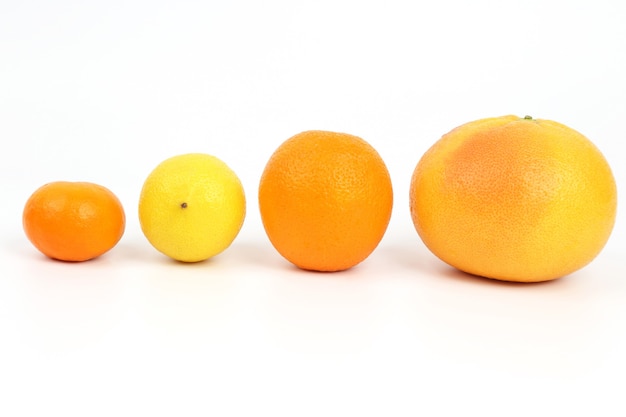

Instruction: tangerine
[23,181,126,262]
[258,130,393,272]
[409,115,617,282]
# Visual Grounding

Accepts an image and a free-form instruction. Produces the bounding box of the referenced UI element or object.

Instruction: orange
[409,115,617,282]
[23,181,126,262]
[258,130,393,272]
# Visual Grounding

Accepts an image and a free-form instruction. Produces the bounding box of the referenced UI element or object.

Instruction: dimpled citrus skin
[138,153,246,262]
[410,115,617,282]
[258,130,393,272]
[23,181,126,261]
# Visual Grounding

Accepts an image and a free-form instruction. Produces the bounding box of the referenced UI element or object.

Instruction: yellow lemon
[138,153,246,262]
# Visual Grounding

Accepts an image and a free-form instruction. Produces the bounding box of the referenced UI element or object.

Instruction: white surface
[1,1,625,415]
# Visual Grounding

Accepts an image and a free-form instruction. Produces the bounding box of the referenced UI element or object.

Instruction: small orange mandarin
[259,130,393,272]
[23,181,126,262]
[410,115,617,282]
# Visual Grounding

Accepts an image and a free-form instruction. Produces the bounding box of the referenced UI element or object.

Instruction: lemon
[138,153,246,262]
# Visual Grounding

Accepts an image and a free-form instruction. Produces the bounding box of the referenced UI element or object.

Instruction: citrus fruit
[409,115,617,282]
[23,181,126,262]
[258,130,393,272]
[138,153,246,262]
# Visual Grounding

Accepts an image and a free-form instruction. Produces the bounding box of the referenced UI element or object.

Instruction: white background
[1,0,625,415]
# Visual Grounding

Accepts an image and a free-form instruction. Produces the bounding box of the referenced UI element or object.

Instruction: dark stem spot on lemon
[181,202,188,209]
[523,115,533,120]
